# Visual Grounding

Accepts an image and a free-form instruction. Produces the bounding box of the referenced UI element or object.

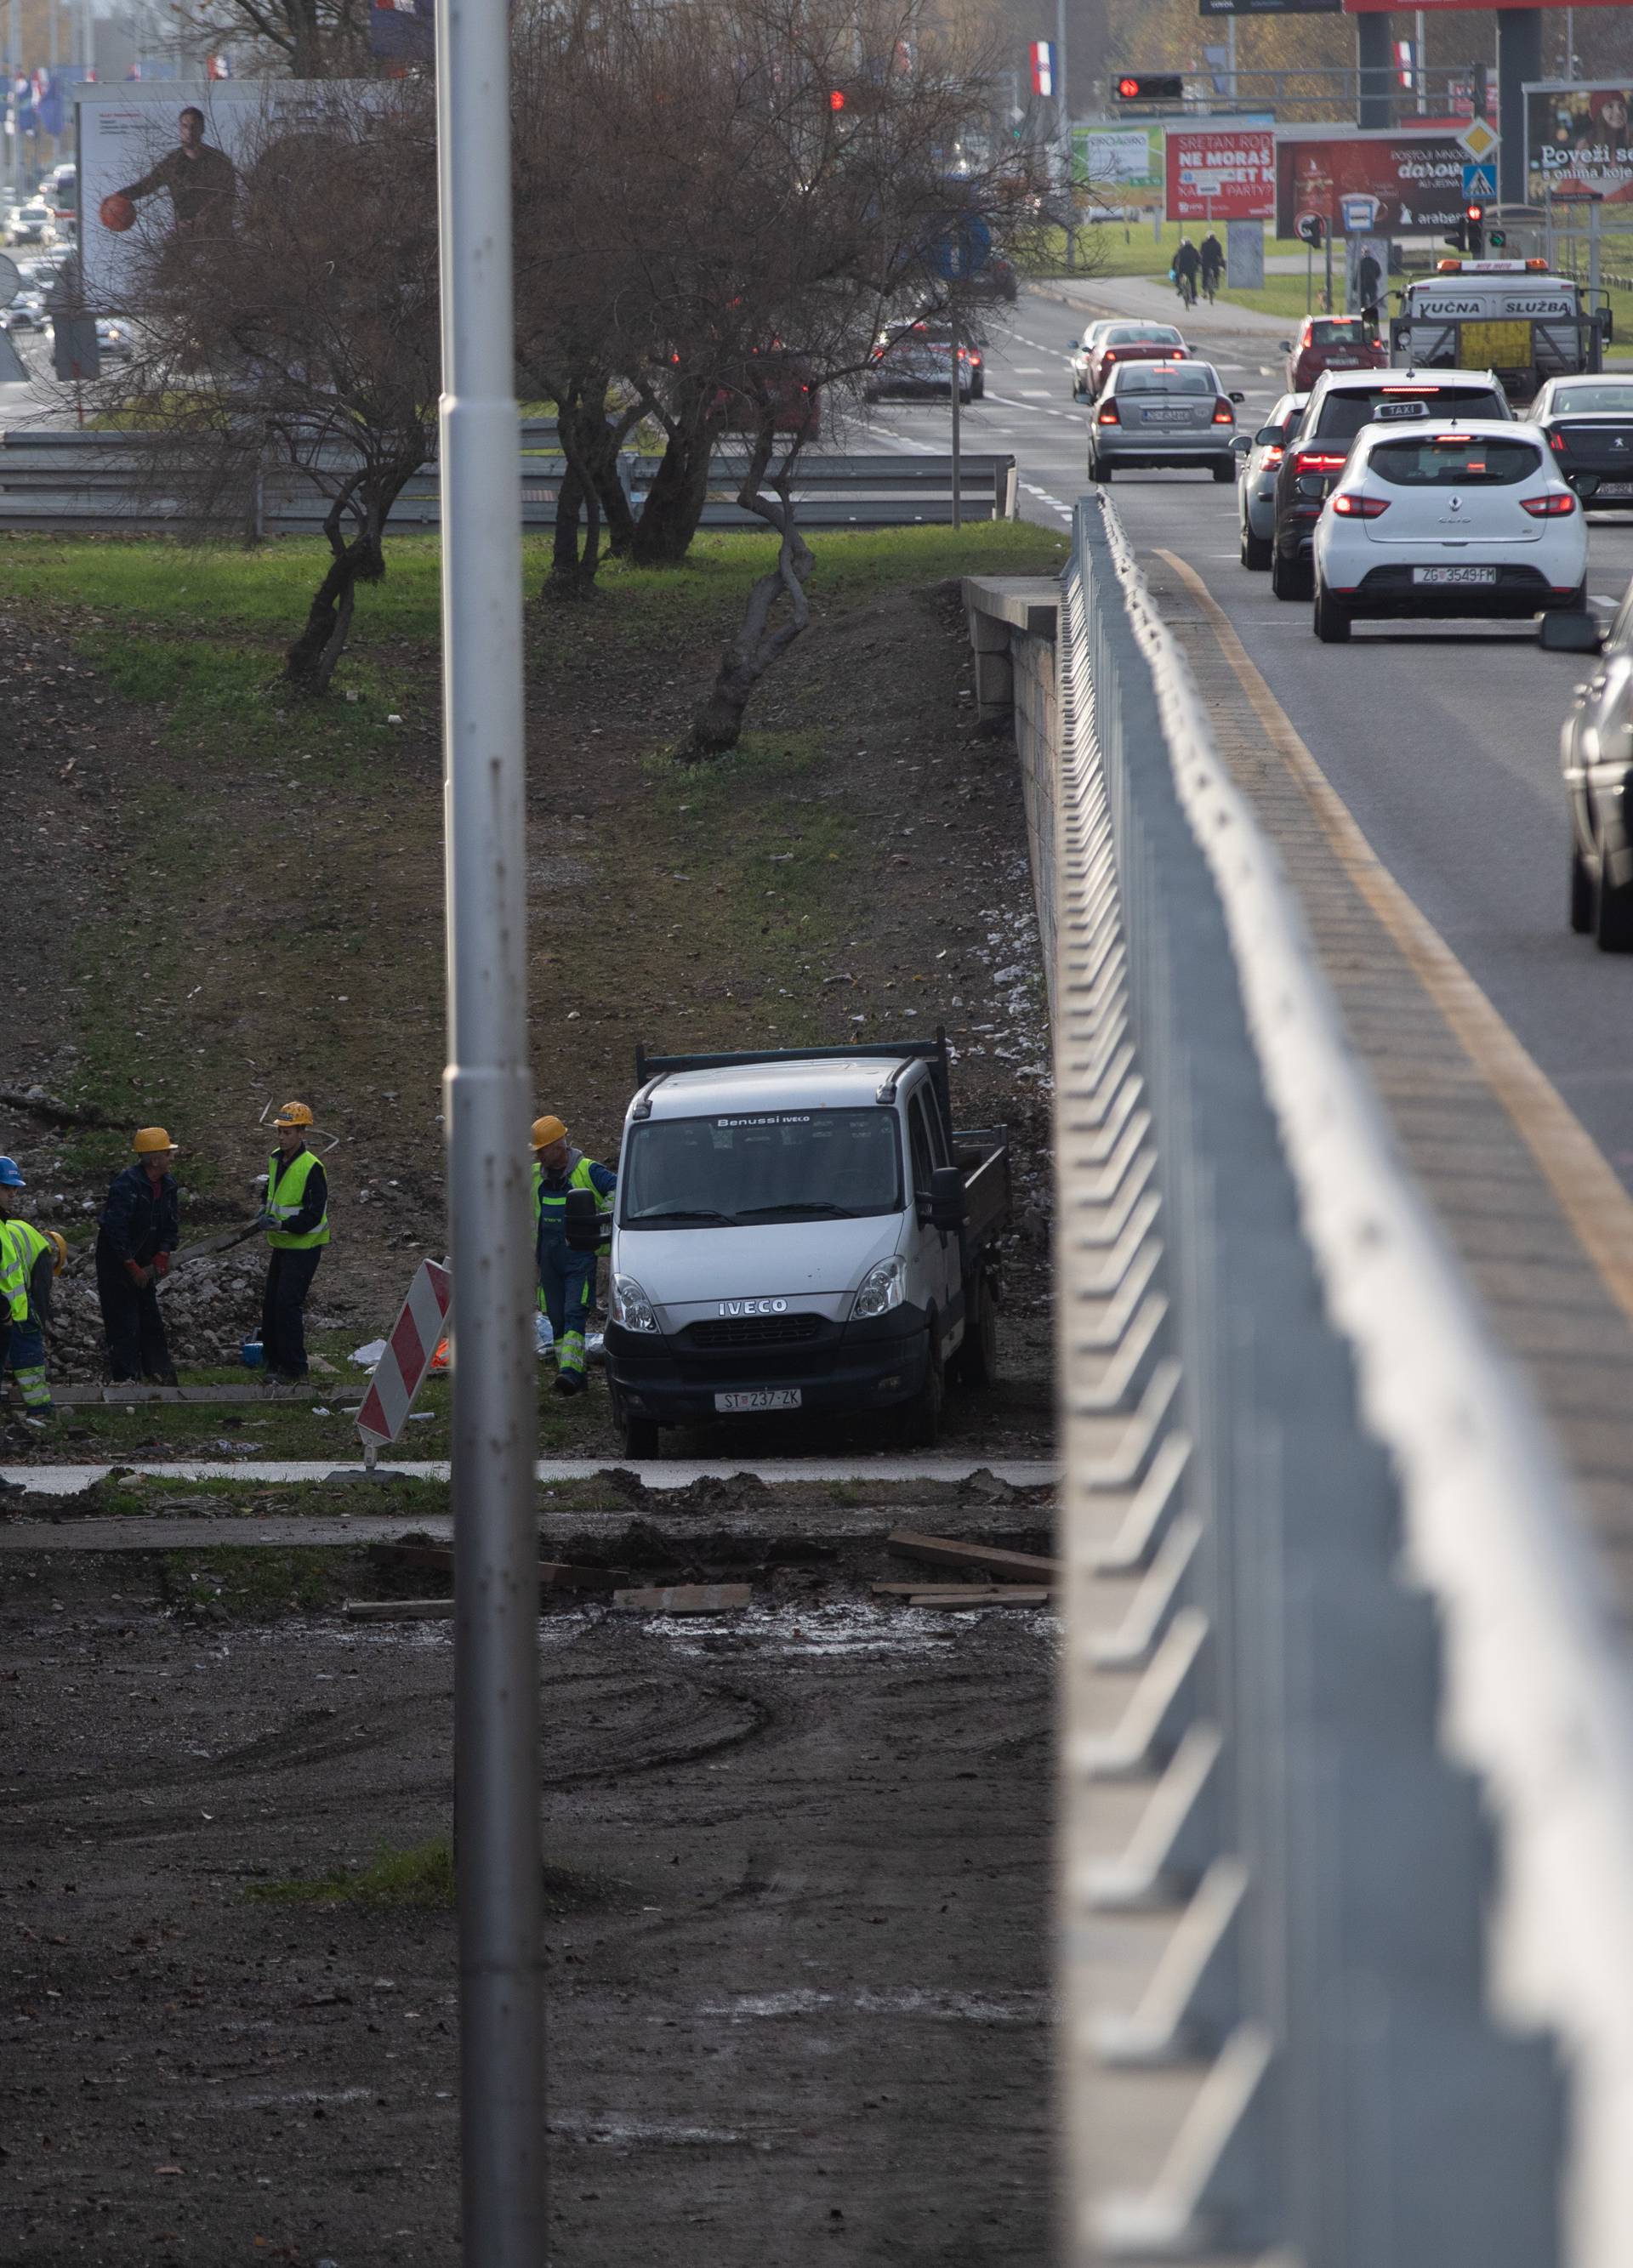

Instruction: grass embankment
[2,519,1064,1453]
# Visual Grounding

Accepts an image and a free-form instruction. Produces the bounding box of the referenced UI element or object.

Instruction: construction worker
[0,1157,31,1400]
[532,1114,616,1397]
[94,1128,180,1384]
[0,1192,65,1416]
[256,1101,330,1384]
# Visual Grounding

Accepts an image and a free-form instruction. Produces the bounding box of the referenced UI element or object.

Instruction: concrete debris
[37,1248,267,1381]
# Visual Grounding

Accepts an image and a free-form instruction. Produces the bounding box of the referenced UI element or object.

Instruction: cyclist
[1199,230,1225,303]
[1174,236,1201,309]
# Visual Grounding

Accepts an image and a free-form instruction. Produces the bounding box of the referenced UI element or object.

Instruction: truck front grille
[686,1314,823,1350]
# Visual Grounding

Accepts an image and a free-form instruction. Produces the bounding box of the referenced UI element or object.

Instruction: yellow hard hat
[133,1127,179,1156]
[272,1100,314,1130]
[45,1230,67,1276]
[532,1115,566,1151]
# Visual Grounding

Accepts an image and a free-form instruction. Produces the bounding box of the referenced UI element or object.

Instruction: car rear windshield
[1552,385,1633,416]
[621,1109,903,1228]
[1107,326,1181,344]
[1118,366,1215,395]
[1317,384,1505,440]
[1368,436,1542,487]
[1310,320,1371,346]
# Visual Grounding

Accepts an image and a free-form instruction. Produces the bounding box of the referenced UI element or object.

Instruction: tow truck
[1390,259,1611,403]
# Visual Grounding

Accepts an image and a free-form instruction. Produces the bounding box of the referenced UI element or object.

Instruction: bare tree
[92,83,439,693]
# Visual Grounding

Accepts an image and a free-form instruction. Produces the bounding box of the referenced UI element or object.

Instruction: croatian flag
[1030,39,1055,100]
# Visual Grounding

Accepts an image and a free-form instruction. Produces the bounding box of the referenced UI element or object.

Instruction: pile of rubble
[47,1250,266,1379]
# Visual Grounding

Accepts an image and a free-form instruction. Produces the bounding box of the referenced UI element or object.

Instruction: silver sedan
[1237,391,1306,570]
[1088,360,1245,483]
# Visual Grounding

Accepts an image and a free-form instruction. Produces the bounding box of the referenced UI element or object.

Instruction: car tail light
[1330,492,1389,518]
[1101,351,1117,367]
[1549,429,1568,452]
[1212,400,1234,424]
[1263,446,1284,468]
[1294,451,1347,474]
[1098,401,1120,425]
[1521,492,1577,517]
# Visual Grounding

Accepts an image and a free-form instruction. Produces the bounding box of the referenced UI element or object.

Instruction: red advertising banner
[1276,134,1466,237]
[1345,0,1619,12]
[1166,127,1276,223]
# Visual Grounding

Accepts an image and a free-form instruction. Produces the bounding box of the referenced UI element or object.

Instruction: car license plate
[1596,481,1633,499]
[1143,408,1189,423]
[1413,566,1499,587]
[714,1389,801,1413]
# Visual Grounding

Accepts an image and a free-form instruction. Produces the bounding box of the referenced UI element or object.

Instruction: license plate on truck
[714,1389,801,1413]
[1413,566,1498,586]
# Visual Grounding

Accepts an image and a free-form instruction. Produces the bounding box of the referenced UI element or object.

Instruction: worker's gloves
[252,1210,278,1233]
[125,1259,155,1289]
[153,1251,170,1277]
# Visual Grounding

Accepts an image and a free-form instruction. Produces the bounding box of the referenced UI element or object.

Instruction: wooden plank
[870,1579,1056,1598]
[343,1598,453,1622]
[908,1588,1051,1611]
[611,1583,752,1616]
[886,1530,1061,1583]
[366,1543,617,1592]
[49,1383,313,1406]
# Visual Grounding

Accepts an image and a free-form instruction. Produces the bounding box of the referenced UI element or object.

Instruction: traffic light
[829,87,846,111]
[1488,225,1507,250]
[1465,203,1485,257]
[1115,73,1183,103]
[1443,215,1467,253]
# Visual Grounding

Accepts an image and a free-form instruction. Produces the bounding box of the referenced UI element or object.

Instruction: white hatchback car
[1312,417,1587,643]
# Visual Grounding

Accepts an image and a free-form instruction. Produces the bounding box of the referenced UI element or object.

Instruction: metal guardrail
[1054,492,1633,2264]
[0,429,1017,532]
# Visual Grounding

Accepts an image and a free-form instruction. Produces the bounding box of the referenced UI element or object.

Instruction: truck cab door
[907,1088,961,1354]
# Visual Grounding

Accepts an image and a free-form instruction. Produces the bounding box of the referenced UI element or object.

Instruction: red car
[1086,321,1187,397]
[1281,315,1385,395]
[708,350,821,441]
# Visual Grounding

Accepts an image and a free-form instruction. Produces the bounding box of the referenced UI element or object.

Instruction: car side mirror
[1539,611,1604,656]
[1254,426,1283,445]
[563,1186,605,1251]
[924,1165,967,1233]
[1230,433,1253,454]
[1229,390,1246,404]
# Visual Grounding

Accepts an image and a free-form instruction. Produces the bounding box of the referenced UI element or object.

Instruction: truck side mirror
[564,1186,604,1252]
[925,1165,967,1233]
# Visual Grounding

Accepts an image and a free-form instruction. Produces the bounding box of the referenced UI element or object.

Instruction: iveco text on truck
[595,1037,1010,1457]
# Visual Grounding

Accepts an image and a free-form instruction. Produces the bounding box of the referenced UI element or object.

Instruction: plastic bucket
[242,1339,264,1369]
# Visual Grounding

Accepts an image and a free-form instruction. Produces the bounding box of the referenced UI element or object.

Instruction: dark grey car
[1557,580,1633,951]
[1533,375,1633,513]
[1237,391,1306,571]
[1088,360,1245,483]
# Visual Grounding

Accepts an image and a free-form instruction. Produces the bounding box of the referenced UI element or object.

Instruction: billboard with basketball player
[77,84,375,308]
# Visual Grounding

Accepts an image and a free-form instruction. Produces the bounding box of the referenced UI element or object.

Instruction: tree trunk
[548,463,587,594]
[679,439,812,761]
[284,468,405,693]
[546,393,607,601]
[629,417,714,566]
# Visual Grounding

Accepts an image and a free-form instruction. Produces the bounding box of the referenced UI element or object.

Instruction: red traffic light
[1117,76,1140,99]
[1115,72,1184,102]
[1465,202,1482,222]
[829,87,846,111]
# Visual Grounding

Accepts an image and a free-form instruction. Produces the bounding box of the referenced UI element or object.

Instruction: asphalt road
[868,287,1633,1191]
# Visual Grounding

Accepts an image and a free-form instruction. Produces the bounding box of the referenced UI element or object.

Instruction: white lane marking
[1013,365,1046,373]
[1020,480,1076,522]
[1018,389,1052,398]
[987,392,1082,423]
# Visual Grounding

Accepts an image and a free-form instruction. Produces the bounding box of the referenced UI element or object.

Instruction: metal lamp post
[433,0,546,2249]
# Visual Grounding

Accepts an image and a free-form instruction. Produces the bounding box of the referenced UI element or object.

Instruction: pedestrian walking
[0,1179,65,1416]
[256,1102,329,1385]
[532,1114,616,1398]
[94,1128,180,1384]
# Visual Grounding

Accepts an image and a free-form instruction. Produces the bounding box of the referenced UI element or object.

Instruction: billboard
[1074,122,1164,209]
[1528,83,1633,207]
[77,83,374,307]
[1202,0,1341,13]
[1277,131,1467,236]
[1166,126,1275,221]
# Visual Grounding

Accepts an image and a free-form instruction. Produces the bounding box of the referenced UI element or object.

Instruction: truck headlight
[852,1256,905,1320]
[611,1274,657,1333]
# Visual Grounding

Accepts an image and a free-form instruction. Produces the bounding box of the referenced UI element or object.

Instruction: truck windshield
[621,1109,903,1228]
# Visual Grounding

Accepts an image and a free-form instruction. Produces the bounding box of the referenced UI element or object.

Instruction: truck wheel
[617,1404,661,1459]
[1596,866,1633,954]
[897,1328,944,1451]
[950,1276,998,1390]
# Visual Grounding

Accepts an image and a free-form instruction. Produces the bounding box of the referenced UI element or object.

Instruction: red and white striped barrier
[356,1259,452,1452]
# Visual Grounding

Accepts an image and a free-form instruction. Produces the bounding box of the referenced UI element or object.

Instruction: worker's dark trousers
[261,1247,322,1379]
[94,1239,174,1381]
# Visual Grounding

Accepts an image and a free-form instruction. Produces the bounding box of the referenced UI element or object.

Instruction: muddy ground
[2,1484,1056,2265]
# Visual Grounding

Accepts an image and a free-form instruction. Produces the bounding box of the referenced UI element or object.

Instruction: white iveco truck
[593,1037,1010,1458]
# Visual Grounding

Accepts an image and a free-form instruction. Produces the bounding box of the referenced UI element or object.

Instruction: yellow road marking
[1157,545,1633,1328]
